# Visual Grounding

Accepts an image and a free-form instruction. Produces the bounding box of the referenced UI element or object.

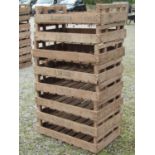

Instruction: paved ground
[19,20,135,155]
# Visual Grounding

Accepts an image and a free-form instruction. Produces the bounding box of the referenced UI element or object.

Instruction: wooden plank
[101,12,127,24]
[100,29,126,43]
[34,66,97,84]
[36,97,97,120]
[97,127,120,152]
[98,47,125,64]
[19,47,31,56]
[35,82,97,101]
[98,64,123,83]
[98,98,123,120]
[97,113,121,137]
[19,61,32,69]
[19,54,32,63]
[37,125,97,153]
[19,5,30,15]
[99,81,123,101]
[35,32,98,44]
[96,3,128,10]
[19,31,30,40]
[19,23,30,32]
[19,15,30,22]
[37,111,96,136]
[35,12,100,24]
[19,39,31,48]
[32,49,95,64]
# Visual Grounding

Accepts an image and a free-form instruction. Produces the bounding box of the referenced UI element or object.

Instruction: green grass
[19,25,135,155]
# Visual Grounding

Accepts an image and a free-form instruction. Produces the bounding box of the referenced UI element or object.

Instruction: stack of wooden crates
[32,3,128,153]
[19,5,32,68]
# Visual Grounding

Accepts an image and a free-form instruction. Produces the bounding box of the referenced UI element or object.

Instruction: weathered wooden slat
[36,97,97,120]
[37,125,97,153]
[19,47,31,56]
[19,61,32,69]
[97,127,120,152]
[35,82,97,101]
[19,39,31,48]
[37,111,96,136]
[98,47,125,64]
[19,54,32,63]
[99,64,123,83]
[35,32,98,44]
[100,29,126,43]
[19,23,30,32]
[99,81,123,101]
[19,15,30,22]
[19,5,30,15]
[19,31,30,40]
[34,66,97,84]
[98,98,123,120]
[32,49,95,64]
[97,113,121,137]
[35,12,100,24]
[101,12,127,24]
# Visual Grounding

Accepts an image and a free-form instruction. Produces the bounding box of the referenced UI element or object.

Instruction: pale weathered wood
[19,15,30,22]
[32,49,95,64]
[19,47,31,56]
[19,31,30,40]
[37,125,97,153]
[19,54,32,63]
[19,5,30,15]
[34,66,97,84]
[19,61,32,69]
[35,12,100,24]
[19,39,31,48]
[36,96,97,120]
[19,23,30,32]
[35,32,97,44]
[35,82,98,101]
[37,110,96,136]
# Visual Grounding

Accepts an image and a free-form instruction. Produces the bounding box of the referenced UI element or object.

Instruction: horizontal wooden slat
[99,81,123,101]
[32,49,95,64]
[100,29,126,43]
[35,82,97,101]
[34,66,97,84]
[36,97,97,120]
[98,113,121,137]
[99,64,123,83]
[19,47,31,56]
[19,61,32,69]
[19,31,30,40]
[98,98,123,120]
[97,127,120,152]
[19,54,32,63]
[35,12,100,24]
[19,15,30,22]
[101,12,127,24]
[19,39,31,48]
[19,5,30,15]
[19,23,30,32]
[98,47,125,64]
[37,111,96,136]
[37,125,97,153]
[35,32,98,44]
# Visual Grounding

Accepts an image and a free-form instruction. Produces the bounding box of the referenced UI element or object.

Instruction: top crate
[34,3,128,45]
[35,4,128,25]
[19,4,30,23]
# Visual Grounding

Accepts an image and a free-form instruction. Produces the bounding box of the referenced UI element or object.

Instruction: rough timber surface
[33,2,128,154]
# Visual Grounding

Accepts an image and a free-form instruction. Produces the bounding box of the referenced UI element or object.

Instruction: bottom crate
[37,123,120,153]
[19,52,32,69]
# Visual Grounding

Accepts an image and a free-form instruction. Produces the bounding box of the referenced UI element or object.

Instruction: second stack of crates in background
[19,5,32,68]
[32,3,128,154]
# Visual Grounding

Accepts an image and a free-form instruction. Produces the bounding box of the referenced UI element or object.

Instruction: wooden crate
[19,4,32,68]
[33,3,128,153]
